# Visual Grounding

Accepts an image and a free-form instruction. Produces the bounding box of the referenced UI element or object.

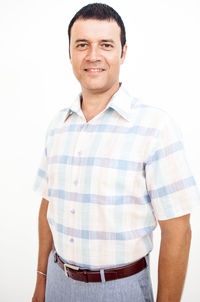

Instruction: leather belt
[54,252,147,283]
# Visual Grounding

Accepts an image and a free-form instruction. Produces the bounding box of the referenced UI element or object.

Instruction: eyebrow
[75,39,88,43]
[74,39,115,44]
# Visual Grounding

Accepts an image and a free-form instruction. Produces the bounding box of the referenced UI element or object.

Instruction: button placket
[72,122,88,188]
[70,122,88,246]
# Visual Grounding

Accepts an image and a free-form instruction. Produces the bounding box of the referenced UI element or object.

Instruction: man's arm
[32,198,53,302]
[156,214,191,302]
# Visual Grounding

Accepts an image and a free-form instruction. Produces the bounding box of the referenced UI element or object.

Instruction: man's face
[69,19,127,94]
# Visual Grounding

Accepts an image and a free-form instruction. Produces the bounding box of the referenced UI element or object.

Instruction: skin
[69,19,127,122]
[32,18,192,302]
[157,215,191,302]
[32,198,53,302]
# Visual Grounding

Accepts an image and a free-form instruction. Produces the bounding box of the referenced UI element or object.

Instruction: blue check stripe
[48,189,150,205]
[149,176,196,199]
[38,169,47,179]
[48,156,144,171]
[48,218,155,240]
[49,124,158,136]
[147,141,184,164]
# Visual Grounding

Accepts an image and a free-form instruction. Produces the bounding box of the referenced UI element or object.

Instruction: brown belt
[54,252,147,283]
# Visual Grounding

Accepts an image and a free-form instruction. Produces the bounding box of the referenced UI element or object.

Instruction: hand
[32,275,46,302]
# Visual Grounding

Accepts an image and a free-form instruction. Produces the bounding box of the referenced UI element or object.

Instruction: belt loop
[145,254,149,267]
[53,251,57,263]
[100,269,106,283]
[83,270,88,283]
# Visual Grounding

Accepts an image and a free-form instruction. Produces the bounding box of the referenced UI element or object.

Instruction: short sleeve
[32,108,68,201]
[33,145,49,200]
[145,113,200,220]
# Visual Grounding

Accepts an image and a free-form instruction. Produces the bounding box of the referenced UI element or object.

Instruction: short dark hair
[68,3,126,56]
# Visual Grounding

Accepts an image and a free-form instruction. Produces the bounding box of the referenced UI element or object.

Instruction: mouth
[84,68,105,73]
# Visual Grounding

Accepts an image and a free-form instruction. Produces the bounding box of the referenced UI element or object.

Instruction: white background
[0,0,200,301]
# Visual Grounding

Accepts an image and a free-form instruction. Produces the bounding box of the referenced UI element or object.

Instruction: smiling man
[70,19,126,94]
[69,16,127,122]
[32,3,200,302]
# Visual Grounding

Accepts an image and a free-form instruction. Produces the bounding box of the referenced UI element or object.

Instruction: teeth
[86,68,104,71]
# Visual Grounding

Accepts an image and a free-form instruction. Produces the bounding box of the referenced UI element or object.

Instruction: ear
[120,44,127,64]
[69,49,72,62]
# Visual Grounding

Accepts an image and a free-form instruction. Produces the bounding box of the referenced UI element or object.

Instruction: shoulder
[133,99,177,132]
[46,108,70,136]
[122,85,175,129]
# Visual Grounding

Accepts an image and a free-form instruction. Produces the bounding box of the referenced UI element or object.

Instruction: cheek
[106,53,122,68]
[71,57,82,72]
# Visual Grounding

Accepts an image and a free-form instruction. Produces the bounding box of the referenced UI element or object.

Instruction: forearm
[156,223,191,302]
[32,198,53,302]
[37,198,53,275]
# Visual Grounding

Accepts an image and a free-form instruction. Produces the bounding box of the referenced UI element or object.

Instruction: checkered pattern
[33,84,200,269]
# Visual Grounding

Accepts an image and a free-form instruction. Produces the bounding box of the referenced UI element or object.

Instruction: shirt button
[70,238,74,243]
[78,151,82,156]
[71,209,75,214]
[73,179,78,185]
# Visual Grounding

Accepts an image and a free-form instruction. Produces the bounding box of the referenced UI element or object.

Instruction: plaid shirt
[33,84,200,270]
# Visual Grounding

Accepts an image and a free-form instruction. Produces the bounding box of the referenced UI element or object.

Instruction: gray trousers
[45,251,154,302]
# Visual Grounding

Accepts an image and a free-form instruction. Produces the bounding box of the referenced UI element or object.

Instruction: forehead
[70,19,121,42]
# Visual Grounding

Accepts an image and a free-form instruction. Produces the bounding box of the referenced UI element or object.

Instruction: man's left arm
[156,214,191,302]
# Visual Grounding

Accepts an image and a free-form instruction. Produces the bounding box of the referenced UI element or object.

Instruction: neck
[81,82,121,122]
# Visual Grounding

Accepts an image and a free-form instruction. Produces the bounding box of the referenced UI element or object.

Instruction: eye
[76,43,88,49]
[101,43,113,49]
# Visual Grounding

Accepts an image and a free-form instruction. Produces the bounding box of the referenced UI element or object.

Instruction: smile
[84,68,105,72]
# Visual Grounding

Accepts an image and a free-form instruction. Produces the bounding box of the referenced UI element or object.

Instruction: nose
[86,45,101,62]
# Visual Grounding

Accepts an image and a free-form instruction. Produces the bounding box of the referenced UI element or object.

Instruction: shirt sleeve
[32,120,50,200]
[32,109,67,201]
[33,146,49,200]
[145,113,200,220]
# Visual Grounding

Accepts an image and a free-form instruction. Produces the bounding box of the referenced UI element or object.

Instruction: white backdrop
[0,0,200,301]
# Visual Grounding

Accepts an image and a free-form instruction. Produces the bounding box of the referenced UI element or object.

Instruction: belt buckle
[64,264,69,277]
[64,263,80,278]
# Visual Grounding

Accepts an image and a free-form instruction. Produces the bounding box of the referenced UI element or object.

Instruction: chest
[47,124,154,164]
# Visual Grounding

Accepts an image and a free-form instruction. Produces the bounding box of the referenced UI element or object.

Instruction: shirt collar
[106,84,139,122]
[64,83,139,122]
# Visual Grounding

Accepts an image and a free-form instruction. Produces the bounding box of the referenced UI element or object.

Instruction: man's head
[68,3,126,58]
[68,3,127,94]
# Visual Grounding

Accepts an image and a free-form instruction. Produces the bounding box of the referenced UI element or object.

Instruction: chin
[82,82,107,91]
[83,79,113,91]
[86,85,109,93]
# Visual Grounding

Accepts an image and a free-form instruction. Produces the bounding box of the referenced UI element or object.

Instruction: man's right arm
[32,198,53,302]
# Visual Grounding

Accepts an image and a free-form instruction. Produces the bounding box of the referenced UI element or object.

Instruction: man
[32,3,200,302]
